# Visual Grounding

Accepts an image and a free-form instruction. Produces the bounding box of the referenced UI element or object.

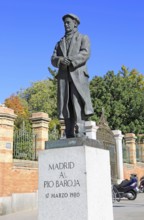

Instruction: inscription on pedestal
[43,161,81,199]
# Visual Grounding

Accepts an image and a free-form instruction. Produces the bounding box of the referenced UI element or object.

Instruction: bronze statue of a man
[51,13,93,138]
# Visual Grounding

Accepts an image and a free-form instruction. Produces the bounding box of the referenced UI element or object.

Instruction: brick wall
[124,163,144,181]
[0,161,38,197]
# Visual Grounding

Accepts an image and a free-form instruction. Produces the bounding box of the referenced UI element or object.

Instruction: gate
[136,135,144,162]
[13,125,37,161]
[97,110,118,182]
[122,139,130,163]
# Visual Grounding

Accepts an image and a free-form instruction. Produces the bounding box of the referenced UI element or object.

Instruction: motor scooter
[139,176,144,193]
[113,174,138,200]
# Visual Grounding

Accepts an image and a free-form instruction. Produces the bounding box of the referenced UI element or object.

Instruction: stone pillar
[60,120,65,138]
[124,133,137,164]
[0,106,16,196]
[113,130,124,183]
[85,121,99,140]
[141,143,144,162]
[136,143,144,163]
[31,112,51,151]
[0,106,16,163]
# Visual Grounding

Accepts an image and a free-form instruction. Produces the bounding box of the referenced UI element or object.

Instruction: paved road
[0,193,144,220]
[113,193,144,220]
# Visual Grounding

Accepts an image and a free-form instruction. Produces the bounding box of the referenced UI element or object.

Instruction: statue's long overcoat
[51,31,93,119]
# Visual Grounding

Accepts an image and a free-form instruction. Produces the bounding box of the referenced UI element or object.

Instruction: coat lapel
[59,37,67,57]
[68,32,79,56]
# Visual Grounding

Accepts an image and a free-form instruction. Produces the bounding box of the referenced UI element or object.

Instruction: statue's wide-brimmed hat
[62,13,80,25]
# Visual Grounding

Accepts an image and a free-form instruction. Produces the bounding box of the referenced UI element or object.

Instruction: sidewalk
[0,193,144,220]
[0,209,37,220]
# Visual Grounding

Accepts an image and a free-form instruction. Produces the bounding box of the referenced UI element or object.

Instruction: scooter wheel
[128,190,137,200]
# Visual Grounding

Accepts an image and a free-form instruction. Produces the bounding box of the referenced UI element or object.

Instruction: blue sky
[0,0,144,103]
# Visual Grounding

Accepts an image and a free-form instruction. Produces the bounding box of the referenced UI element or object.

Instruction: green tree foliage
[90,66,144,134]
[19,75,57,118]
[18,68,59,132]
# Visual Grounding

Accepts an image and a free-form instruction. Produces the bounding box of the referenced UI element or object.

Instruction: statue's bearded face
[64,17,76,33]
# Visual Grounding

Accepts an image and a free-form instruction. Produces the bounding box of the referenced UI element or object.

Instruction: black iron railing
[13,127,37,161]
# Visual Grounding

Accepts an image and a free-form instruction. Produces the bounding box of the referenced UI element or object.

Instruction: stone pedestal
[38,138,113,220]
